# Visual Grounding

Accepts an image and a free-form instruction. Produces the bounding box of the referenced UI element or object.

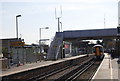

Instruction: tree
[2,47,8,58]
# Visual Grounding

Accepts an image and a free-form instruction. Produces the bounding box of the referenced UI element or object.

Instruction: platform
[0,54,86,77]
[92,53,120,81]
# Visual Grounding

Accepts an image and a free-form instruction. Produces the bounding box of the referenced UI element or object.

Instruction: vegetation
[2,47,8,58]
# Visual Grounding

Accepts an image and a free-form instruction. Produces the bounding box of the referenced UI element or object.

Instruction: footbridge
[47,28,118,60]
[63,28,117,40]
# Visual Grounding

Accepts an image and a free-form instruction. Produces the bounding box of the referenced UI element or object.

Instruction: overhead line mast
[104,14,106,29]
[55,6,62,32]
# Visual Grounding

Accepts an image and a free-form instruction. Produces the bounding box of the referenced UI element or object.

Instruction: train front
[93,45,104,60]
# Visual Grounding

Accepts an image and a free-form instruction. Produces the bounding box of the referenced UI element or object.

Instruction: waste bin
[0,58,8,70]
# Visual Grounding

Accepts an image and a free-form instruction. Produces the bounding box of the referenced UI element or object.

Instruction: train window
[99,47,103,52]
[93,48,96,53]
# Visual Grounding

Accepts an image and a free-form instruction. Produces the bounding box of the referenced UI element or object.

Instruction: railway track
[72,61,101,81]
[28,56,97,81]
[66,61,101,81]
[38,59,101,81]
[53,58,99,81]
[2,55,100,81]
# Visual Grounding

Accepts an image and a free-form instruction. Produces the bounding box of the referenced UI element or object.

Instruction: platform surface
[0,54,86,77]
[92,53,120,81]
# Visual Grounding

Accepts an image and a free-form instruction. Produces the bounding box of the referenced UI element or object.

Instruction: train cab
[93,45,104,60]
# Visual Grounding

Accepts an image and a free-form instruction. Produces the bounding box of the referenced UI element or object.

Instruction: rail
[54,58,95,81]
[2,55,97,81]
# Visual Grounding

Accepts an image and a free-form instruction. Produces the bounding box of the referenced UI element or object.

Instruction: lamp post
[16,15,21,39]
[39,27,49,54]
[16,15,21,66]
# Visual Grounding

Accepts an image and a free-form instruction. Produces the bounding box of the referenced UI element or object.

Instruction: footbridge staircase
[47,32,63,60]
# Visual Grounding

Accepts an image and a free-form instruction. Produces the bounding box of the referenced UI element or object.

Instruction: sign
[64,44,69,48]
[10,42,25,46]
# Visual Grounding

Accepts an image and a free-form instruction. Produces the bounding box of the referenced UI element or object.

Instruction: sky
[0,0,119,44]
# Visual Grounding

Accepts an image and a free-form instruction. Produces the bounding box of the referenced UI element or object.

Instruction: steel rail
[68,61,95,81]
[27,65,71,81]
[72,61,101,81]
[70,61,94,81]
[28,56,93,81]
[53,58,94,81]
[27,56,92,81]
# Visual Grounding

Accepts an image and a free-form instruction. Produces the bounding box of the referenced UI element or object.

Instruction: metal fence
[11,47,46,65]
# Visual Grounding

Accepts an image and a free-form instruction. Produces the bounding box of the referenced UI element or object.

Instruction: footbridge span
[47,28,118,60]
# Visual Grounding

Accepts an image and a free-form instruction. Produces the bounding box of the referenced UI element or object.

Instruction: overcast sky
[0,0,119,44]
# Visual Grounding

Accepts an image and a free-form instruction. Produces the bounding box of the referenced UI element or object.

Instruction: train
[92,44,104,60]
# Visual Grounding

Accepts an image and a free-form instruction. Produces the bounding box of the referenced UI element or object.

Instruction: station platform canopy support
[117,27,120,63]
